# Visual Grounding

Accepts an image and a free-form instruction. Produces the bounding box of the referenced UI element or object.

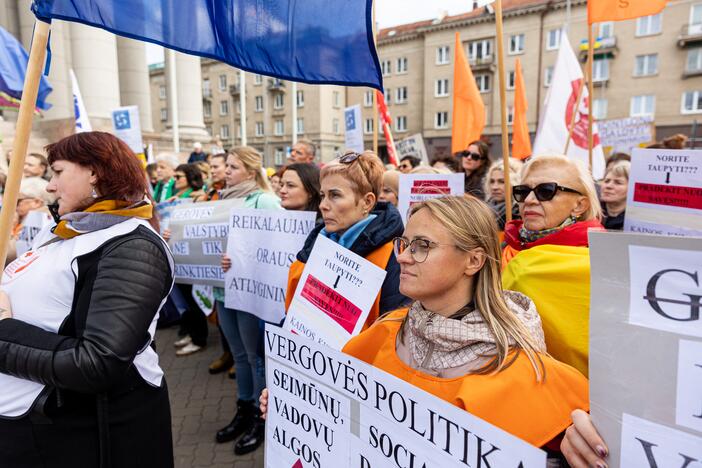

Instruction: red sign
[300,275,362,333]
[410,179,451,195]
[633,182,702,210]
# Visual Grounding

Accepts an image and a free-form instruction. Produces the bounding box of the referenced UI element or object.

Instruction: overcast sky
[145,0,472,64]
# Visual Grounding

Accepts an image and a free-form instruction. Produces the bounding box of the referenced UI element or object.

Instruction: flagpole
[291,81,298,146]
[372,0,379,155]
[0,19,50,267]
[166,49,180,153]
[587,23,595,174]
[240,71,247,146]
[494,0,512,222]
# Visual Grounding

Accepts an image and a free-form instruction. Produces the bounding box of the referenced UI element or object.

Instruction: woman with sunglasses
[457,140,490,199]
[263,196,588,462]
[285,150,407,331]
[501,155,603,376]
[167,164,205,201]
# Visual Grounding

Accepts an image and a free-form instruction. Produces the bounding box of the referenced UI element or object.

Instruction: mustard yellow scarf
[53,200,153,240]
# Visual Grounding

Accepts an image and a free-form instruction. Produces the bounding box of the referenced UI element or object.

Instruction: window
[254,96,264,112]
[435,79,449,97]
[381,60,392,76]
[469,39,492,61]
[159,85,166,100]
[593,59,610,82]
[691,5,702,34]
[296,118,304,134]
[218,74,227,91]
[636,14,662,37]
[296,90,304,108]
[220,124,230,139]
[507,70,516,90]
[255,121,264,136]
[202,79,211,97]
[634,54,658,76]
[476,74,491,93]
[630,95,655,117]
[274,119,284,136]
[384,88,391,104]
[396,57,408,74]
[274,93,284,109]
[160,108,167,121]
[364,118,374,135]
[682,91,702,114]
[333,91,341,108]
[364,91,373,107]
[509,34,525,54]
[205,125,213,136]
[254,74,263,85]
[688,48,702,73]
[593,99,608,120]
[544,66,554,87]
[507,107,514,125]
[435,111,448,129]
[275,148,285,166]
[203,101,212,118]
[599,22,614,39]
[395,116,407,132]
[219,100,229,116]
[333,118,340,135]
[436,46,450,65]
[547,29,561,50]
[395,87,408,103]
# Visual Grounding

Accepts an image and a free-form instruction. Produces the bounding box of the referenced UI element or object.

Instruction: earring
[91,187,99,199]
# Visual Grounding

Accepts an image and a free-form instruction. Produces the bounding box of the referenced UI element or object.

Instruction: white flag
[70,69,92,133]
[466,0,496,11]
[533,33,605,179]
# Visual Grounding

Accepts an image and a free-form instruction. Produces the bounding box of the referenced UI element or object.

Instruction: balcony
[468,54,495,72]
[268,78,286,93]
[678,24,702,47]
[578,36,618,61]
[229,84,240,96]
[202,88,212,101]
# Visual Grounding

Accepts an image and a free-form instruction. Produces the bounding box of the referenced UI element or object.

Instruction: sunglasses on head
[337,151,361,164]
[458,151,484,161]
[512,182,582,202]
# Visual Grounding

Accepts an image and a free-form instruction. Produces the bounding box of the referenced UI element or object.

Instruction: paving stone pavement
[157,324,265,468]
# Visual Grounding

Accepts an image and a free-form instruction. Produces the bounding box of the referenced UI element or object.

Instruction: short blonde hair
[483,159,523,199]
[521,155,602,221]
[19,176,54,205]
[230,147,272,192]
[321,150,384,200]
[605,161,630,181]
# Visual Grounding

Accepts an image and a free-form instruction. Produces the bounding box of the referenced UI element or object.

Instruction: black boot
[216,399,253,443]
[234,410,265,455]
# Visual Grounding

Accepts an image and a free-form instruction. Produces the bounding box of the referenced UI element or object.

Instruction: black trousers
[0,379,174,468]
[176,284,209,347]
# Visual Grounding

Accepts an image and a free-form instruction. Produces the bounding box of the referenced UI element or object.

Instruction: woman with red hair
[0,132,175,468]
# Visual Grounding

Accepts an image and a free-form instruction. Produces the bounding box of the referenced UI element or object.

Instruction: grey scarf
[219,180,259,200]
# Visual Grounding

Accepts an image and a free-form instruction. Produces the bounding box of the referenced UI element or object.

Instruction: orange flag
[451,32,485,154]
[512,58,531,160]
[588,0,667,24]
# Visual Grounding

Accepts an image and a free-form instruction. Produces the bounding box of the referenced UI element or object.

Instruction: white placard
[628,245,702,337]
[599,116,654,155]
[192,284,215,316]
[397,173,465,224]
[396,133,429,165]
[676,340,702,433]
[224,209,316,323]
[344,105,364,153]
[624,148,702,235]
[621,414,702,467]
[282,235,386,349]
[112,105,143,154]
[15,211,52,257]
[264,325,547,468]
[626,219,702,238]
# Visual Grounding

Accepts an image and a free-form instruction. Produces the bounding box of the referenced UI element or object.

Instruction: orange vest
[285,241,394,331]
[342,309,590,448]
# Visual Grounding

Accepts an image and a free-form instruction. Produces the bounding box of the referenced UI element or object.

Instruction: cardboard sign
[396,133,429,165]
[397,173,465,224]
[112,105,143,154]
[599,117,655,155]
[589,231,702,468]
[167,199,245,286]
[224,209,316,323]
[282,235,386,349]
[264,325,547,468]
[155,199,193,233]
[344,105,364,153]
[624,148,702,235]
[15,211,52,257]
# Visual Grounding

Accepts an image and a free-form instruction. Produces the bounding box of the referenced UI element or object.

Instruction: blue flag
[32,0,383,90]
[0,26,52,110]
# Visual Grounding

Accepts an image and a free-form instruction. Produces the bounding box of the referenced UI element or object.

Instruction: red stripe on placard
[633,183,702,210]
[410,186,451,194]
[300,275,361,333]
[414,180,449,187]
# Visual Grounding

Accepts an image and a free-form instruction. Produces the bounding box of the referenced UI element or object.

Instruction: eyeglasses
[174,174,186,180]
[393,237,455,263]
[458,151,484,161]
[512,182,582,202]
[337,151,361,164]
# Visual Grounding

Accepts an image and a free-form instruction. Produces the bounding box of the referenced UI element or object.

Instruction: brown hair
[320,150,384,201]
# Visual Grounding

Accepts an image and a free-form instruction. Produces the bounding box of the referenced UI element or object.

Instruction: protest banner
[623,148,702,236]
[395,133,429,165]
[599,116,654,156]
[166,199,244,286]
[264,325,547,468]
[224,209,316,323]
[155,198,193,232]
[283,235,386,349]
[589,231,702,468]
[15,210,52,257]
[192,284,215,316]
[111,105,143,154]
[397,173,465,224]
[344,105,364,153]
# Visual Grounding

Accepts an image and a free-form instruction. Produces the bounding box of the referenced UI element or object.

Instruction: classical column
[69,22,121,124]
[165,51,207,138]
[116,37,153,132]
